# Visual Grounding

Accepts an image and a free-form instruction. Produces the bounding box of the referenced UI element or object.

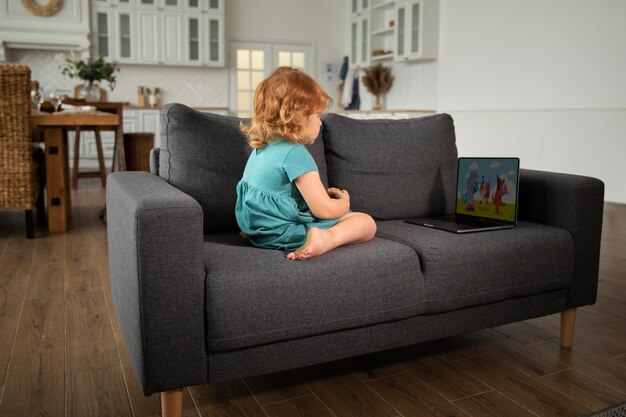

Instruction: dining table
[31,111,121,232]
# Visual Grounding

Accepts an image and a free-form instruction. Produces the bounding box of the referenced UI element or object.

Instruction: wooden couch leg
[561,308,577,348]
[161,388,183,417]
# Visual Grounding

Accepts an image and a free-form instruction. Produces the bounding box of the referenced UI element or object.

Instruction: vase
[80,81,99,101]
[373,94,383,111]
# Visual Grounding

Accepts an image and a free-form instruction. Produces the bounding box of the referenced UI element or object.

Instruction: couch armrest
[518,169,604,308]
[106,172,206,396]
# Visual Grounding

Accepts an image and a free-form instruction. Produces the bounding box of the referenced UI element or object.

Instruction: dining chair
[0,64,46,238]
[68,84,116,188]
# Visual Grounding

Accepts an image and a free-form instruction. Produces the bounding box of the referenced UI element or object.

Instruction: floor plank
[0,231,36,382]
[366,372,471,417]
[480,337,570,378]
[0,350,65,417]
[263,395,336,417]
[65,267,119,373]
[401,354,491,401]
[66,366,133,417]
[189,379,268,417]
[453,391,537,417]
[538,369,626,410]
[492,321,554,345]
[456,354,591,417]
[341,351,407,382]
[298,362,400,417]
[529,338,626,395]
[9,266,65,366]
[244,370,311,406]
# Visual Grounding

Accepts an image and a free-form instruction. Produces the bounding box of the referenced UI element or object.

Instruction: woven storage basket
[0,64,39,209]
[123,132,154,172]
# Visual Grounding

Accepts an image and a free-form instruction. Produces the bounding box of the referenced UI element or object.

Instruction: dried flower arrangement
[362,63,395,110]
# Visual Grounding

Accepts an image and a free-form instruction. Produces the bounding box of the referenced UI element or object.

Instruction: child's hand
[327,187,349,200]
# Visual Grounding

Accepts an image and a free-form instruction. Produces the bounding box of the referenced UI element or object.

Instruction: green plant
[59,56,119,90]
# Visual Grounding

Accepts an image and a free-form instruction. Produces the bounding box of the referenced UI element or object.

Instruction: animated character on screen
[479,176,490,210]
[492,175,508,214]
[464,170,479,211]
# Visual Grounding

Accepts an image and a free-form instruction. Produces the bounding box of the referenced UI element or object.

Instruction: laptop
[405,157,520,233]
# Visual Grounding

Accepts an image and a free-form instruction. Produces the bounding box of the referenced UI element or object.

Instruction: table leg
[45,127,71,232]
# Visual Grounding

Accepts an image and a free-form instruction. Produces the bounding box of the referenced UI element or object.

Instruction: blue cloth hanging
[347,74,361,110]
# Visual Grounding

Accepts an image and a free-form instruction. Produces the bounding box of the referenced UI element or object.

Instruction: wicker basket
[123,132,154,172]
[0,64,39,210]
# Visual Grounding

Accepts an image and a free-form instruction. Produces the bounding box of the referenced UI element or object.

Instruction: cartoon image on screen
[456,158,519,222]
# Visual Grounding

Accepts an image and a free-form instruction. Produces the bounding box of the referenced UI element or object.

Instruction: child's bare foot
[239,231,248,239]
[287,227,333,261]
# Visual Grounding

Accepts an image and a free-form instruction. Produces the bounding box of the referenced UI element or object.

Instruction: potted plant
[58,55,119,101]
[362,63,395,110]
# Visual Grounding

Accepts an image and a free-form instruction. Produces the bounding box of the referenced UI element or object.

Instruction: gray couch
[106,103,604,416]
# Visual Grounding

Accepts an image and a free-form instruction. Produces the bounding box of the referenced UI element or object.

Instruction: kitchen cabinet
[351,0,370,17]
[349,15,370,69]
[92,7,137,63]
[162,12,185,65]
[347,0,438,66]
[394,0,439,62]
[137,10,161,63]
[184,14,224,66]
[90,0,225,67]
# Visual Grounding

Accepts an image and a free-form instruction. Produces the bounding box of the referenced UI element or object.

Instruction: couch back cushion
[159,103,329,233]
[322,113,458,220]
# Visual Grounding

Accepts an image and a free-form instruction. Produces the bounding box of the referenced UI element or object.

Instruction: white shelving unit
[348,0,439,67]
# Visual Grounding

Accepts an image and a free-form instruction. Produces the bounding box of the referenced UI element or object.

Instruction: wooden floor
[0,179,625,417]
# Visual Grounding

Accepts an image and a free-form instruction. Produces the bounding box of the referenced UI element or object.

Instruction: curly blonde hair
[241,67,332,148]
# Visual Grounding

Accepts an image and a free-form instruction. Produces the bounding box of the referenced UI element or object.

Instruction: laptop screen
[455,157,520,224]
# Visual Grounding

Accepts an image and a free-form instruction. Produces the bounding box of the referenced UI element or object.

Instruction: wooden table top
[31,111,120,127]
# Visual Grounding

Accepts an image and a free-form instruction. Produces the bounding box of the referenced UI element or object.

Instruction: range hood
[0,0,90,61]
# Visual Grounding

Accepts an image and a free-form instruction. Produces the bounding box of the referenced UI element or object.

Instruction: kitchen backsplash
[10,49,229,108]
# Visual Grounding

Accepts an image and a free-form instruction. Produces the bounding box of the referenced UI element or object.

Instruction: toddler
[236,67,376,260]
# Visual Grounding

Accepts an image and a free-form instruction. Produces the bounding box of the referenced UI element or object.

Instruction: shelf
[372,27,394,36]
[371,53,394,61]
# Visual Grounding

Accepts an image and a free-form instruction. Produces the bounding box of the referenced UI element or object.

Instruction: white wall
[437,0,626,203]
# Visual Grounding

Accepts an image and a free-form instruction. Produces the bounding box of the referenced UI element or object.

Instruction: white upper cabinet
[350,15,370,69]
[347,0,438,66]
[206,16,224,66]
[183,13,224,66]
[137,10,161,63]
[92,6,137,63]
[161,12,185,64]
[351,0,370,17]
[394,0,439,62]
[90,0,225,67]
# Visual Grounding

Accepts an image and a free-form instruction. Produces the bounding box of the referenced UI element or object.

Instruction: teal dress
[235,139,341,250]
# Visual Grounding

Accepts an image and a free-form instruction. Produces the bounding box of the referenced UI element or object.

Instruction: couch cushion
[159,103,329,233]
[322,113,458,220]
[202,235,425,351]
[375,220,575,313]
